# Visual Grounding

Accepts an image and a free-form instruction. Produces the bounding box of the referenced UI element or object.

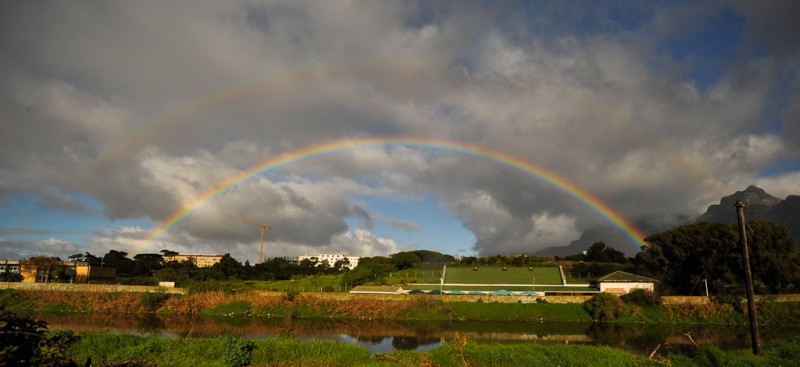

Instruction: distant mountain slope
[695,185,800,245]
[535,185,800,258]
[534,227,636,257]
[695,185,782,224]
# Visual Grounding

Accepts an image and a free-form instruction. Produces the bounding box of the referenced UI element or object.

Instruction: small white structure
[591,271,657,295]
[298,253,359,270]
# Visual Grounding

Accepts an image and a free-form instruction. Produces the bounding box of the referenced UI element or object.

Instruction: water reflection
[36,313,799,355]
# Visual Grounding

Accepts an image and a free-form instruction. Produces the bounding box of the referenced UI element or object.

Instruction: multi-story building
[0,259,115,283]
[0,260,20,275]
[162,254,224,268]
[297,253,359,269]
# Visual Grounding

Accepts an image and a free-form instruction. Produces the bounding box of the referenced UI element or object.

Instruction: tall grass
[64,333,800,366]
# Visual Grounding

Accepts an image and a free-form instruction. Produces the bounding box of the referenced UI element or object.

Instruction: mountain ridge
[534,185,800,257]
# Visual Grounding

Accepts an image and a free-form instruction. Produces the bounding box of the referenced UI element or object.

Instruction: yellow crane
[226,215,272,264]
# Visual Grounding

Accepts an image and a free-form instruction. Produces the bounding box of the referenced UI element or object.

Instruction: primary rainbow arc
[141,136,647,255]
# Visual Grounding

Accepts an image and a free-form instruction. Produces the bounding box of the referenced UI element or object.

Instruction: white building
[297,253,359,270]
[591,271,657,295]
[162,254,224,268]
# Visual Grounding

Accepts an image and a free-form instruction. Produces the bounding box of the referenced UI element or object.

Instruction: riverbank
[4,288,800,326]
[62,333,800,367]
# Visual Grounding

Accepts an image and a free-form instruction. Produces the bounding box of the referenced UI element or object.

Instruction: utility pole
[735,201,761,355]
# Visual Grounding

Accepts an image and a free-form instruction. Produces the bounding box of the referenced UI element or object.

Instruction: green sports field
[444,266,563,285]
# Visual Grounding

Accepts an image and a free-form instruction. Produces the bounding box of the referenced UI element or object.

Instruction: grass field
[444,266,563,285]
[244,275,344,292]
[409,284,596,292]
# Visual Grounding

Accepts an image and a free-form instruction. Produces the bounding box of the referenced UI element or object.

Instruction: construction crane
[226,215,272,264]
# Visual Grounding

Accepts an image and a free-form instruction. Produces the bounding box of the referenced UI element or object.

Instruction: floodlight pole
[735,201,761,355]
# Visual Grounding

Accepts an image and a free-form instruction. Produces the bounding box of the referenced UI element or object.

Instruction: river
[36,313,799,355]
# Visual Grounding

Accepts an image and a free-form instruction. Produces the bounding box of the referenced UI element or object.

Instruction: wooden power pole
[735,200,761,355]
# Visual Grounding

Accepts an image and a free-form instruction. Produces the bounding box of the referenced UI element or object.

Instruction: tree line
[6,221,799,295]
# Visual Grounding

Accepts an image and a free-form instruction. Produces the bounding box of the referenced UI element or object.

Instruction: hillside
[536,185,800,257]
[695,185,800,245]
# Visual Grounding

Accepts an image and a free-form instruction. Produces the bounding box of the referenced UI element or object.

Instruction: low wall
[660,294,800,305]
[0,282,186,294]
[661,296,711,305]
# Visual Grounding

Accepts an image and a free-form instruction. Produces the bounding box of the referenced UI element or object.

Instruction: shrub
[0,307,48,365]
[584,293,626,321]
[36,330,79,366]
[223,336,254,367]
[140,292,170,313]
[284,290,300,302]
[620,289,657,306]
[322,285,334,293]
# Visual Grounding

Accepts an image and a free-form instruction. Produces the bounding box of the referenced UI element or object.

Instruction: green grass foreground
[64,333,800,367]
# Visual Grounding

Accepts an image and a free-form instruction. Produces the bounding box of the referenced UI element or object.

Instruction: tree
[68,252,100,264]
[340,256,396,288]
[585,242,627,263]
[635,221,800,295]
[102,250,129,266]
[25,256,63,282]
[160,249,179,257]
[210,254,243,280]
[333,257,351,272]
[132,253,164,277]
[391,252,421,270]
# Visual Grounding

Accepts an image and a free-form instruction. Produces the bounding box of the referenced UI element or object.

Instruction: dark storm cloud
[1,1,798,260]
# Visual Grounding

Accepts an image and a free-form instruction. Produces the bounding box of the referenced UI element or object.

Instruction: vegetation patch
[60,331,800,367]
[199,300,253,317]
[584,293,626,321]
[41,302,83,314]
[140,292,170,313]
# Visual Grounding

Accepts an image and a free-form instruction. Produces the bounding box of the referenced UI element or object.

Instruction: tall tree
[391,252,421,270]
[24,256,62,282]
[585,242,627,264]
[636,221,800,295]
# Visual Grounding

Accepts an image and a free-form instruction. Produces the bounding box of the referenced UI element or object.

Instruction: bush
[620,289,657,306]
[223,336,254,367]
[322,285,334,292]
[284,290,299,301]
[0,307,48,365]
[584,293,626,321]
[37,330,79,366]
[140,292,170,313]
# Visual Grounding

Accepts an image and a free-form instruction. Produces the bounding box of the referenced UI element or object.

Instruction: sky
[1,1,799,264]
